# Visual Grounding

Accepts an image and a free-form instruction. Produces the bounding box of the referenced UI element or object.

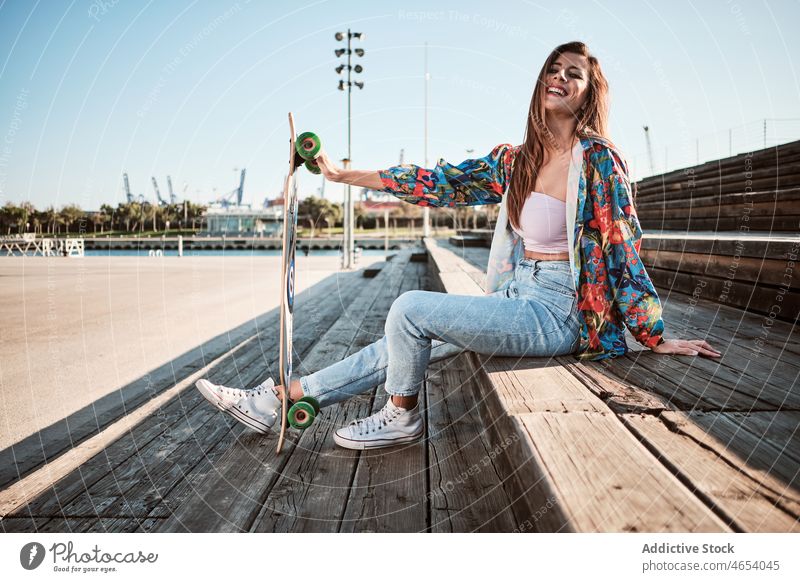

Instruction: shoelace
[221,380,272,400]
[352,405,400,435]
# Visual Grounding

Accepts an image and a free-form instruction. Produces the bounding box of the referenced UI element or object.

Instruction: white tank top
[510,192,569,254]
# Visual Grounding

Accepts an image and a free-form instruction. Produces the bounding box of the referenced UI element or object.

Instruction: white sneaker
[333,398,424,450]
[195,377,282,434]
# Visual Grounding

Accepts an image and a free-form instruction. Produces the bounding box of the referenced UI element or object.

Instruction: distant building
[203,203,283,236]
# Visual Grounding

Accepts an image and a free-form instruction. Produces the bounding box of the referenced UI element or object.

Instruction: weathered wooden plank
[164,429,298,532]
[467,353,582,532]
[0,332,264,523]
[0,517,51,532]
[4,271,362,529]
[648,265,800,323]
[622,411,800,532]
[341,272,440,531]
[601,291,800,414]
[0,272,344,491]
[338,387,428,533]
[659,296,795,355]
[473,353,735,530]
[659,293,800,358]
[637,166,800,201]
[80,272,369,522]
[159,252,418,532]
[641,215,800,231]
[90,407,243,519]
[48,339,273,515]
[426,356,518,532]
[726,411,800,461]
[94,517,163,533]
[662,411,800,488]
[480,357,608,415]
[637,187,800,211]
[558,357,673,414]
[515,411,731,532]
[641,232,800,261]
[599,351,794,413]
[639,175,800,200]
[638,148,800,192]
[637,198,799,221]
[451,244,490,274]
[250,255,423,532]
[425,239,484,296]
[35,517,164,533]
[642,249,799,291]
[146,420,236,520]
[654,305,800,397]
[635,142,800,198]
[430,217,796,533]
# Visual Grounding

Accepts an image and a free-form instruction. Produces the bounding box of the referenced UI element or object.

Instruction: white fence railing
[0,236,84,257]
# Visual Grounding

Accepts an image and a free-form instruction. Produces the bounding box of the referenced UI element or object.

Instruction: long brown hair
[508,41,611,230]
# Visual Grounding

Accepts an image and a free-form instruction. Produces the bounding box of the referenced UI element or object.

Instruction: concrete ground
[0,255,363,451]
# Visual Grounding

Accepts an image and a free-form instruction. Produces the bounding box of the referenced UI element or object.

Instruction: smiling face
[543,52,590,117]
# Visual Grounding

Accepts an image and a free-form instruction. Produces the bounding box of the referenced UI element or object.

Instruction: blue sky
[0,0,798,209]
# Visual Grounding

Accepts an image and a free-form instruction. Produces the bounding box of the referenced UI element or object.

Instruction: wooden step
[423,237,799,532]
[638,230,800,322]
[632,140,800,231]
[0,269,367,532]
[157,251,418,532]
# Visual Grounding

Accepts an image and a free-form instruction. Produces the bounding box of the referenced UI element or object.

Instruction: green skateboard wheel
[297,395,321,415]
[288,401,316,429]
[296,132,321,159]
[304,158,321,175]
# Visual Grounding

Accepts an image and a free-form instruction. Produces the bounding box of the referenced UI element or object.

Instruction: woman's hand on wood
[651,338,722,358]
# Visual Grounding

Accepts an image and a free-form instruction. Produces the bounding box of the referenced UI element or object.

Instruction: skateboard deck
[276,113,321,454]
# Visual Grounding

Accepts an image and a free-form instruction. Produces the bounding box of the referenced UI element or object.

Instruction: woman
[196,41,721,450]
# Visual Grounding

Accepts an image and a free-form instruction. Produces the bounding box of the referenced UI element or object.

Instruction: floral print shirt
[377,135,666,361]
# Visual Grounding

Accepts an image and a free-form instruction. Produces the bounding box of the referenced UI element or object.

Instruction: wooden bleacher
[0,249,520,533]
[421,139,799,532]
[1,142,796,533]
[635,139,800,232]
[636,139,800,320]
[426,237,799,532]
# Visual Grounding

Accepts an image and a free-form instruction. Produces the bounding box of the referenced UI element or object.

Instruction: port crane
[152,177,169,206]
[123,173,133,203]
[215,168,246,207]
[123,173,146,203]
[167,176,178,204]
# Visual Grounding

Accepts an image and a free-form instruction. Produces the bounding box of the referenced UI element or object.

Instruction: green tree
[119,202,140,233]
[180,201,206,230]
[299,196,341,238]
[18,202,34,232]
[59,204,84,234]
[0,202,13,235]
[30,209,46,235]
[43,206,58,234]
[0,203,31,235]
[98,204,115,233]
[354,202,366,231]
[161,204,180,231]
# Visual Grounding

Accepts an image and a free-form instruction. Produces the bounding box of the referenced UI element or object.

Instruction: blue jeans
[299,258,580,407]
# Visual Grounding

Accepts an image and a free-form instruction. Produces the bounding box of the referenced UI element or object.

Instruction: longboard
[276,112,322,454]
